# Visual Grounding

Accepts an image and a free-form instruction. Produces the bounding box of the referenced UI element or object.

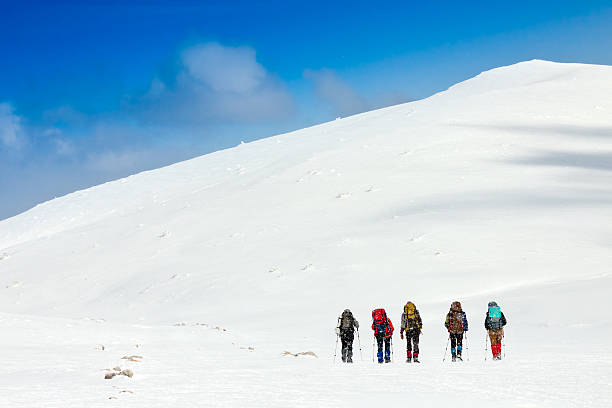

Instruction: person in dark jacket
[336,309,359,363]
[372,308,394,363]
[484,301,507,360]
[444,301,468,362]
[400,301,422,363]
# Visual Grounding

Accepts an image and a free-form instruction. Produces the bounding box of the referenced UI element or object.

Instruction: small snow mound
[281,351,318,358]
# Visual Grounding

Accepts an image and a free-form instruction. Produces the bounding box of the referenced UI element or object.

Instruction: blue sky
[1,0,611,220]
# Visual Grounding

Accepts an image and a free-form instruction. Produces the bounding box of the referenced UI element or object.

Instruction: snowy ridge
[1,60,612,407]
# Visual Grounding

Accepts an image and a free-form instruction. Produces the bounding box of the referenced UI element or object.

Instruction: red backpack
[372,308,390,337]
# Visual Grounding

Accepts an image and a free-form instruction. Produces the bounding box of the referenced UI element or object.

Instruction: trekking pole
[503,332,506,359]
[465,333,470,361]
[484,333,488,361]
[391,337,394,362]
[372,338,375,363]
[333,333,339,363]
[357,329,364,361]
[442,335,450,362]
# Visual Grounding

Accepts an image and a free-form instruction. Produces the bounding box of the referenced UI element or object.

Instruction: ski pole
[442,335,450,362]
[357,329,363,361]
[333,333,339,363]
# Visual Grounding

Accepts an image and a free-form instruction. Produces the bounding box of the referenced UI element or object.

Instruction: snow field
[1,60,612,406]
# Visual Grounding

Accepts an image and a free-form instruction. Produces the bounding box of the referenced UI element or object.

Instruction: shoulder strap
[383,309,390,332]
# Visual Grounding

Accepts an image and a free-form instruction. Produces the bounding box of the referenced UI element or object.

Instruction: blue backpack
[488,306,502,330]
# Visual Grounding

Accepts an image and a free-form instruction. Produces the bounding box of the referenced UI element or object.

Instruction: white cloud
[86,150,148,173]
[42,128,75,156]
[304,69,370,117]
[54,138,75,156]
[182,43,266,93]
[0,103,23,148]
[141,43,294,124]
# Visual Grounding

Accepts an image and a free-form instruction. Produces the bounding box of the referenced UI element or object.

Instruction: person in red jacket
[371,308,394,363]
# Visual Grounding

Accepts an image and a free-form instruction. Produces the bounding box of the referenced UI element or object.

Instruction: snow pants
[376,336,391,362]
[340,330,354,362]
[449,332,463,356]
[488,328,503,358]
[488,329,504,345]
[405,329,420,358]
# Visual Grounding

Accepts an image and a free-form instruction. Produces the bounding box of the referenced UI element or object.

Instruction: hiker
[335,309,359,363]
[400,301,422,363]
[484,301,507,360]
[444,301,468,362]
[372,308,394,363]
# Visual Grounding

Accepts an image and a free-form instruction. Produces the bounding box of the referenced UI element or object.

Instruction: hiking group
[335,301,507,363]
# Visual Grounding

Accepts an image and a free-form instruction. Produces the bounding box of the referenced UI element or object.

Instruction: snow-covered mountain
[1,60,611,407]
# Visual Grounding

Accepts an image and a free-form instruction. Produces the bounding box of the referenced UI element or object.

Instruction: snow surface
[1,60,612,407]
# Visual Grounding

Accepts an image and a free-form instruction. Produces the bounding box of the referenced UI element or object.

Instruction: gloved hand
[400,332,404,340]
[335,328,340,335]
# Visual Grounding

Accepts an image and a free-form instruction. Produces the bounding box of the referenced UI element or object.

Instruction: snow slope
[1,60,612,407]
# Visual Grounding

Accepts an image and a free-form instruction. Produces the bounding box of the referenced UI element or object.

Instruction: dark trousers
[340,330,354,361]
[376,336,391,361]
[405,329,420,355]
[449,332,463,355]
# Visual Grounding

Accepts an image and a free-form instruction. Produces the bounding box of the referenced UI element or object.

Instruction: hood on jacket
[488,301,498,308]
[450,301,462,312]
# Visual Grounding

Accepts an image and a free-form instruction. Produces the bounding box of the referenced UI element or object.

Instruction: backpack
[404,302,416,319]
[340,310,354,330]
[488,306,503,330]
[372,308,390,337]
[404,302,419,330]
[448,312,464,333]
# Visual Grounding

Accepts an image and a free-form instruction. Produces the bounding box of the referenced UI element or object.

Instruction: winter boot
[451,354,457,362]
[341,348,347,363]
[406,350,412,363]
[457,346,463,361]
[491,345,496,359]
[413,353,420,363]
[451,347,457,362]
[347,356,353,363]
[384,348,391,363]
[377,351,384,364]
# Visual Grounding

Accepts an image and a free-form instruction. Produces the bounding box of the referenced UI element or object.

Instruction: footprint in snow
[336,193,351,199]
[268,268,283,278]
